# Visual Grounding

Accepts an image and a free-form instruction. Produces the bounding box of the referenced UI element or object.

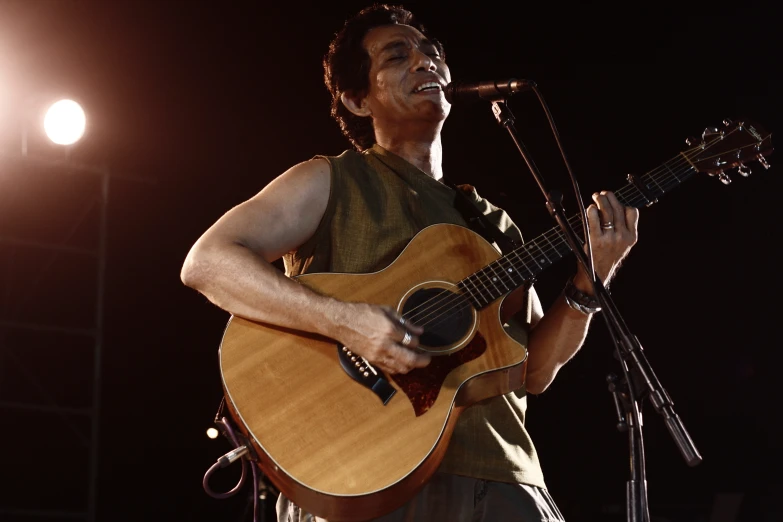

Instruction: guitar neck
[457,150,699,308]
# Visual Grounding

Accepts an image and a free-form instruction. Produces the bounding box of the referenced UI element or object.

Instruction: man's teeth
[414,82,441,93]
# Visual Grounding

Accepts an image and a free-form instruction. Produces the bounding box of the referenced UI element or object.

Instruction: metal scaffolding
[0,150,145,521]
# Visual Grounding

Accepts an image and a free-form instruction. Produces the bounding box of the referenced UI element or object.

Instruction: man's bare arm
[180,158,430,374]
[181,158,332,326]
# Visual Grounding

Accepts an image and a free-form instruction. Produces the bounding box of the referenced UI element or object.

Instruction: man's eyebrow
[378,37,439,55]
[419,38,438,50]
[378,40,409,55]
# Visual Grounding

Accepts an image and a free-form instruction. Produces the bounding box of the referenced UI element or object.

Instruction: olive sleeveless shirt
[283,144,546,488]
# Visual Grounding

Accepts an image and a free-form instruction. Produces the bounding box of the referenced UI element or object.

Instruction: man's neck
[375,134,444,181]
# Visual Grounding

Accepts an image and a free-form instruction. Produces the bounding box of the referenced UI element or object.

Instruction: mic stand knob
[491,100,514,127]
[607,373,628,432]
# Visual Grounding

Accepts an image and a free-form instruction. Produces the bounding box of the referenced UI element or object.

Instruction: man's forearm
[525,292,595,395]
[181,240,432,375]
[181,241,346,339]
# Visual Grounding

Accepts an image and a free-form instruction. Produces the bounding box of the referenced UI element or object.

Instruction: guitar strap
[442,177,521,255]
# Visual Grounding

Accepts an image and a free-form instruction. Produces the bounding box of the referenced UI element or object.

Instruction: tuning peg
[737,163,751,177]
[718,172,732,185]
[723,119,733,126]
[757,154,771,170]
[686,136,701,146]
[702,127,724,140]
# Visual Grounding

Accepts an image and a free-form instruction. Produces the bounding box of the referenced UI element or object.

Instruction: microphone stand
[486,96,702,522]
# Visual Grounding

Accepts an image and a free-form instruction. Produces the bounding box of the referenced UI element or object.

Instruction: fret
[509,250,536,280]
[639,173,665,201]
[501,260,526,287]
[479,264,506,297]
[487,261,511,293]
[541,232,563,263]
[663,160,682,182]
[647,173,666,196]
[458,277,484,308]
[472,276,491,307]
[521,246,544,272]
[531,239,552,267]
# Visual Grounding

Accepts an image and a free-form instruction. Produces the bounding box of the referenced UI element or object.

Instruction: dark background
[0,1,780,521]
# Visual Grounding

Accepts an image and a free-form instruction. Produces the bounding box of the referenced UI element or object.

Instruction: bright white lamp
[43,99,86,145]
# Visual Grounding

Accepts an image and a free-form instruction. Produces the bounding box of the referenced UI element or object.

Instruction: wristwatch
[563,278,602,314]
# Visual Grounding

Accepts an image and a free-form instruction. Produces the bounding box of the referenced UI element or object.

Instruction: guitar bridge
[337,345,396,405]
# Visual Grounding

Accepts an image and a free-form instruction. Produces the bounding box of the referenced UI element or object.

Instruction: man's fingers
[602,191,626,225]
[385,307,424,335]
[625,206,640,234]
[386,343,431,374]
[586,205,602,234]
[412,352,432,368]
[400,315,424,335]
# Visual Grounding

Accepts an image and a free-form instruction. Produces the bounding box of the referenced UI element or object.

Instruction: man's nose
[410,49,436,72]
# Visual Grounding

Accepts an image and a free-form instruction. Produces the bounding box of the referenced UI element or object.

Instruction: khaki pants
[277,472,566,522]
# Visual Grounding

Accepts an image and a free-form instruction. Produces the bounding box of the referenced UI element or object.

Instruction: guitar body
[219,223,529,521]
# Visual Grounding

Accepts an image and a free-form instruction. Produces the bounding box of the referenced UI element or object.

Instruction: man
[181,4,639,521]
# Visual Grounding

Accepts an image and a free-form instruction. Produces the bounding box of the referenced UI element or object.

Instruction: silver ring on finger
[399,316,407,327]
[401,331,413,347]
[601,221,614,230]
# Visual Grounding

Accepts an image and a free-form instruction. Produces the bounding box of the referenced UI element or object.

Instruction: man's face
[360,24,451,128]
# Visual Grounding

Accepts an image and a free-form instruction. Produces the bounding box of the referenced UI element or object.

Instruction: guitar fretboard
[456,150,698,308]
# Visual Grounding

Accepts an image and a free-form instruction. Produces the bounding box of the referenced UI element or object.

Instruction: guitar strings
[400,128,757,335]
[401,137,713,329]
[476,126,762,295]
[402,132,734,331]
[407,170,679,330]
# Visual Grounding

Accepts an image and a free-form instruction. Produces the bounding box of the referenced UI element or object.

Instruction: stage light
[206,427,219,439]
[43,99,85,145]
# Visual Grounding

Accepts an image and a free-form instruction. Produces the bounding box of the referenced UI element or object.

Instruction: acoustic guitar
[217,120,772,521]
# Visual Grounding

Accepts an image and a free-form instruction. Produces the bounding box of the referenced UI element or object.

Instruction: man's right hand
[333,302,431,375]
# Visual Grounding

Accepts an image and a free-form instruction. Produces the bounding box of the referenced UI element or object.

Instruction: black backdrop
[0,1,779,521]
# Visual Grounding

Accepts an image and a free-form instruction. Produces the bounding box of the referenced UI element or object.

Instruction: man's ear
[340,91,372,117]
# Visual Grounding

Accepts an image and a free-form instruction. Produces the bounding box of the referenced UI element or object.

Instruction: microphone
[444,78,535,104]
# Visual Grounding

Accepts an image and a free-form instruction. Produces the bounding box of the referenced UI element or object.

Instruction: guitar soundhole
[402,288,473,351]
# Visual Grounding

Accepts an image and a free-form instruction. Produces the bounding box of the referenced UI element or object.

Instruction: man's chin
[419,99,450,120]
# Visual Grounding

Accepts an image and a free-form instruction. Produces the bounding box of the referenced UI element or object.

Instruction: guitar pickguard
[336,330,488,416]
[390,331,487,416]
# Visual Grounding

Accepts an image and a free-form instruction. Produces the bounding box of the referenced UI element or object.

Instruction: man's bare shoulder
[262,157,331,194]
[190,157,333,262]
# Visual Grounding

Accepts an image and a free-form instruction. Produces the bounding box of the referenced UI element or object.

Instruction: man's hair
[323,4,443,151]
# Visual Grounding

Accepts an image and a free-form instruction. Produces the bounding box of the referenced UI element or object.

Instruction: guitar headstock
[685,119,773,184]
